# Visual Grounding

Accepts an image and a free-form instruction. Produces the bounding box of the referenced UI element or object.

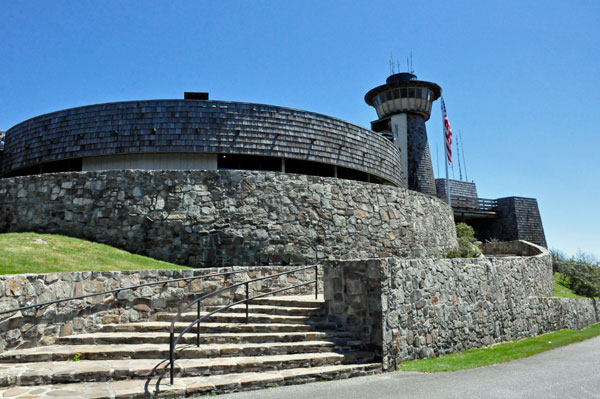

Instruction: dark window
[217,154,281,172]
[285,158,335,177]
[337,166,369,183]
[2,157,83,178]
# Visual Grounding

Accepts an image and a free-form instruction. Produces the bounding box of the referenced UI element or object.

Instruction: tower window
[401,88,408,98]
[408,88,415,98]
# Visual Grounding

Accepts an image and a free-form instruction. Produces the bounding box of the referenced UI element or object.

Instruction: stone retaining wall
[0,170,458,267]
[0,266,321,351]
[324,243,598,370]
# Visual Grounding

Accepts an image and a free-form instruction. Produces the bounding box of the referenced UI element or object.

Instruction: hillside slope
[0,232,190,274]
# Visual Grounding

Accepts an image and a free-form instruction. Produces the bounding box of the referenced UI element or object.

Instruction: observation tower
[365,72,441,195]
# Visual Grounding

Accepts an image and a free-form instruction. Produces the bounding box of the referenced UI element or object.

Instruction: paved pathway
[218,336,600,399]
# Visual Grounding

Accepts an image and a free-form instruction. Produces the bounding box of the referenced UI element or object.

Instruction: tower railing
[450,195,498,212]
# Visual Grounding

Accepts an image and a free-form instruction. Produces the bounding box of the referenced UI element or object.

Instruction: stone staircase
[0,295,380,398]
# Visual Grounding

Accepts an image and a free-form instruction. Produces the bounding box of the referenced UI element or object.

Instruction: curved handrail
[0,269,247,317]
[166,264,318,384]
[169,264,318,332]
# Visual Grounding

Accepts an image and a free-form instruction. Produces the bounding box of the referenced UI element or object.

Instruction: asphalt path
[216,336,600,399]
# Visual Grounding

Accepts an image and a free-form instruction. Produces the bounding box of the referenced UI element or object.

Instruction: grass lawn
[553,272,588,299]
[0,232,191,274]
[398,322,600,372]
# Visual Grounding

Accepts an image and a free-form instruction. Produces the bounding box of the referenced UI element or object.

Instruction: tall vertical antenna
[409,52,414,74]
[456,130,463,180]
[459,129,469,181]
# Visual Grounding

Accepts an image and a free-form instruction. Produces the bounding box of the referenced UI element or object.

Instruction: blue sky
[1,1,599,259]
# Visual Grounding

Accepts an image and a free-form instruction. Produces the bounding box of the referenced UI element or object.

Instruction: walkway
[218,336,600,399]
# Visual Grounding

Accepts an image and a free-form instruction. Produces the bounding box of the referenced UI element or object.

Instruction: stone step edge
[0,352,376,387]
[249,297,325,307]
[204,304,323,311]
[58,330,355,344]
[101,321,338,333]
[0,340,363,362]
[0,363,381,399]
[154,312,334,323]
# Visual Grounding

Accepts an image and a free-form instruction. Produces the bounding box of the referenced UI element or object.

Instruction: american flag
[441,97,452,164]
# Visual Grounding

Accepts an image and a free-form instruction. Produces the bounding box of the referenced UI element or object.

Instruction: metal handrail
[166,264,319,384]
[0,269,248,317]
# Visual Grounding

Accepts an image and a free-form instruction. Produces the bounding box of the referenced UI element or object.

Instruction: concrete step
[204,303,325,316]
[58,331,356,345]
[0,340,364,363]
[0,363,381,398]
[155,311,336,324]
[101,320,338,334]
[249,295,324,308]
[0,352,376,386]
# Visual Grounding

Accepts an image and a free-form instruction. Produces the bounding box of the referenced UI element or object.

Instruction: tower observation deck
[365,72,441,196]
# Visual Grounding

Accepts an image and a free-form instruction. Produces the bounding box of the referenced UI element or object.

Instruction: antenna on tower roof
[459,129,469,181]
[456,130,463,181]
[389,53,395,75]
[410,51,414,74]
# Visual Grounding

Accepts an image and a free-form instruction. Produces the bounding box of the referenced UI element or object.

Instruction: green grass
[398,322,600,372]
[553,272,587,299]
[0,232,191,274]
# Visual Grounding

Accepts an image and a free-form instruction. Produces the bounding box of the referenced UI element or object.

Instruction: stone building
[0,73,546,266]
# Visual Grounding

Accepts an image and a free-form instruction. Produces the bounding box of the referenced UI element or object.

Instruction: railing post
[196,301,200,347]
[315,265,318,300]
[169,326,175,385]
[245,282,249,323]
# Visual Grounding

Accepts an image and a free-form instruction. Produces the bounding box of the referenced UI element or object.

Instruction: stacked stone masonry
[0,170,458,268]
[324,242,598,370]
[0,100,403,186]
[0,266,321,351]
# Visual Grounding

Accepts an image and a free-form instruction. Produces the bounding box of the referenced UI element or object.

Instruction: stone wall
[0,266,321,351]
[324,243,598,370]
[0,170,458,267]
[482,240,542,257]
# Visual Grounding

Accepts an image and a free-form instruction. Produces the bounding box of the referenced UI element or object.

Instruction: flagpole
[441,96,451,205]
[445,155,450,205]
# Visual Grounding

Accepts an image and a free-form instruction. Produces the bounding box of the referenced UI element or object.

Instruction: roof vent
[386,73,417,84]
[184,92,209,100]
